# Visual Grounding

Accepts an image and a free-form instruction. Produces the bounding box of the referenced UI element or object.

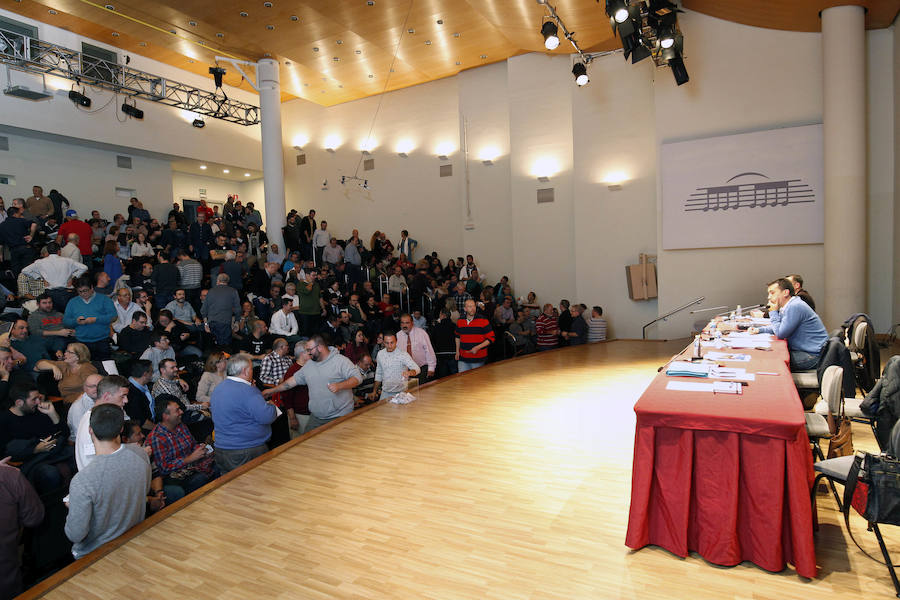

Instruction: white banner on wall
[661,124,824,250]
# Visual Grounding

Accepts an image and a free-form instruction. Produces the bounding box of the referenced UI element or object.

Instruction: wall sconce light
[396,139,414,158]
[479,146,500,166]
[324,134,342,153]
[293,145,304,152]
[531,156,560,182]
[537,176,550,182]
[604,170,628,191]
[435,141,454,161]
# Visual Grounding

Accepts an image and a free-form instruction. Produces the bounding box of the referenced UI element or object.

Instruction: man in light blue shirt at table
[749,278,828,371]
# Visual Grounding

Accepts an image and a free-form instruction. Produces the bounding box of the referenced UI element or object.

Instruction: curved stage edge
[18,339,899,599]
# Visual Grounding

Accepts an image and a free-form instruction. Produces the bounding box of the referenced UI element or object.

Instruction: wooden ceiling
[1,0,897,107]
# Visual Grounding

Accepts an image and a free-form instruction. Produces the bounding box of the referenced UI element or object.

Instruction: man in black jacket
[125,360,155,431]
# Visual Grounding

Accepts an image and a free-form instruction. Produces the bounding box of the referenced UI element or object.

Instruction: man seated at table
[748,278,828,371]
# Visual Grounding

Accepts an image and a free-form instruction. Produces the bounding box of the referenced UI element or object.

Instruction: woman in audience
[103,240,123,286]
[131,231,154,258]
[343,329,370,364]
[443,258,457,279]
[282,281,300,310]
[34,342,98,403]
[196,351,227,406]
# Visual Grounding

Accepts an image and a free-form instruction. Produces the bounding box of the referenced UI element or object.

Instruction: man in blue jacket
[63,274,117,360]
[209,353,278,473]
[749,278,828,371]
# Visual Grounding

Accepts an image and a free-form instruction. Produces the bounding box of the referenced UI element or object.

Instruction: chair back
[890,419,900,459]
[821,365,844,416]
[851,319,867,352]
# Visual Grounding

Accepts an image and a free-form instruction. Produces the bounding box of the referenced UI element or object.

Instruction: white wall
[171,172,265,221]
[0,131,172,220]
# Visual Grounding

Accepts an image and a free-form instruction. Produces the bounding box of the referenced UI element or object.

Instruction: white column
[821,5,867,328]
[257,58,286,254]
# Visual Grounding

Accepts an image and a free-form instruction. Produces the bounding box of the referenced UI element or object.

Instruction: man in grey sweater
[65,404,151,559]
[201,273,241,346]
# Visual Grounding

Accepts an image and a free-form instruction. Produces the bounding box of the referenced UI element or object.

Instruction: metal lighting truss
[0,26,260,126]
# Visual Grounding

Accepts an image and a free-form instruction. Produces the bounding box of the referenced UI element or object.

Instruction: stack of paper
[704,351,751,362]
[709,366,755,382]
[666,361,711,378]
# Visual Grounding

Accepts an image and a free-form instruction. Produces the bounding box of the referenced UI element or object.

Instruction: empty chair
[805,365,845,462]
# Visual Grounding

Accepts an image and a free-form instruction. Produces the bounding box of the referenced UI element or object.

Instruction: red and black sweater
[455,315,495,362]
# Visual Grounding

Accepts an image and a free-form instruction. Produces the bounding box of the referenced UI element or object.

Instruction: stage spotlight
[607,0,629,24]
[541,21,559,50]
[658,25,675,49]
[192,118,205,128]
[669,52,689,86]
[121,102,144,119]
[631,37,651,63]
[68,89,91,108]
[572,62,589,87]
[209,66,226,88]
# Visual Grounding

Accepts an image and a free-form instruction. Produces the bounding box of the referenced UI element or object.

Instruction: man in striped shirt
[535,303,559,351]
[588,306,608,342]
[455,299,495,372]
[176,249,203,310]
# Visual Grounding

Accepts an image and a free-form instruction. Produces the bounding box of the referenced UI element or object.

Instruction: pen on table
[757,372,779,376]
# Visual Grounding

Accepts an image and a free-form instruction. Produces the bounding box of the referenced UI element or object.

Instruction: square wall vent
[439,164,453,177]
[296,154,306,166]
[363,158,375,171]
[116,155,132,169]
[537,188,555,203]
[0,136,8,151]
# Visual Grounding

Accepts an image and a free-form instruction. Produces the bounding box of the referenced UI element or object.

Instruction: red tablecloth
[625,341,817,578]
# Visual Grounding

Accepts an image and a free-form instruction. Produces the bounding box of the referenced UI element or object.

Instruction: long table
[625,339,817,578]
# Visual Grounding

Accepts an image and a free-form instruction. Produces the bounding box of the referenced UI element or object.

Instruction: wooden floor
[24,340,900,599]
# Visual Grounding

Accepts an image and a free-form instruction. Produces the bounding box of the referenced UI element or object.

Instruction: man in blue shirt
[749,278,829,371]
[63,274,117,361]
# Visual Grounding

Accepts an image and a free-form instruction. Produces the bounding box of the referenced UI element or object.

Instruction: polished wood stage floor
[23,340,899,599]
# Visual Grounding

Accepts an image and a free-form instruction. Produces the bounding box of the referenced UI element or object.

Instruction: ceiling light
[313,47,319,52]
[199,165,207,170]
[425,40,432,45]
[266,24,275,30]
[572,62,589,86]
[355,50,361,54]
[192,118,205,128]
[68,89,91,107]
[121,102,143,119]
[189,21,197,27]
[367,1,375,5]
[48,9,58,15]
[659,25,675,49]
[290,15,299,21]
[336,40,343,45]
[244,173,251,177]
[263,1,272,6]
[541,21,559,50]
[408,28,415,34]
[223,169,230,174]
[437,19,443,25]
[209,66,226,88]
[105,4,115,9]
[480,54,487,59]
[607,1,629,23]
[216,32,224,38]
[240,11,248,17]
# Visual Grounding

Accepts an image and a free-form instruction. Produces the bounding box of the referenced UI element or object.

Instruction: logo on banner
[683,172,815,212]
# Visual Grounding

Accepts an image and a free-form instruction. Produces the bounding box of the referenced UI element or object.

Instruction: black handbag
[842,452,900,565]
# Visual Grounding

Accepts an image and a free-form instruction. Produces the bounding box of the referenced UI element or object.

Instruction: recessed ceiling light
[455,61,461,65]
[189,20,197,26]
[223,169,230,173]
[240,11,248,17]
[188,59,195,63]
[336,40,343,45]
[355,49,361,54]
[454,32,460,38]
[480,54,487,59]
[216,32,224,38]
[367,0,374,5]
[263,52,271,57]
[197,41,205,46]
[266,24,274,30]
[389,68,394,72]
[111,32,120,37]
[199,165,207,169]
[368,74,374,78]
[425,40,431,45]
[105,4,115,10]
[244,173,250,177]
[407,28,415,34]
[263,1,273,7]
[169,30,176,34]
[138,41,147,46]
[437,19,443,25]
[338,84,343,88]
[285,60,291,65]
[48,9,57,14]
[290,15,299,21]
[333,56,339,61]
[313,47,319,52]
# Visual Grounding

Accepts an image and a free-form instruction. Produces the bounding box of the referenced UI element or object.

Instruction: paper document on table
[726,332,773,341]
[709,366,755,382]
[666,361,711,378]
[666,381,716,392]
[726,339,772,349]
[704,351,752,362]
[712,381,743,395]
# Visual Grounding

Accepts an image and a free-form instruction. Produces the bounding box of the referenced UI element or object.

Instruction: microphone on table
[689,306,728,314]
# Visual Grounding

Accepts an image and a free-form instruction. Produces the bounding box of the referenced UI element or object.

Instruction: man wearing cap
[57,209,94,266]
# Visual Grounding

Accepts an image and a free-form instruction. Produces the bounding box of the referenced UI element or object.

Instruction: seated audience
[34,342,98,403]
[145,395,217,496]
[66,374,103,443]
[260,338,294,387]
[587,306,607,342]
[117,311,152,356]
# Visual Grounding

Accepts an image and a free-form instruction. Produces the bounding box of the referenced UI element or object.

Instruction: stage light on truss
[209,66,226,88]
[192,118,205,128]
[606,0,629,24]
[121,101,143,119]
[572,62,589,86]
[541,21,559,50]
[68,89,91,107]
[668,52,689,86]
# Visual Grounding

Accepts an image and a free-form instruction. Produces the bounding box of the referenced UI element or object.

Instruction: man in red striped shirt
[455,299,495,372]
[535,303,559,351]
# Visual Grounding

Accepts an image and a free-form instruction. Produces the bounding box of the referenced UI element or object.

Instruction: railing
[0,27,260,126]
[642,296,705,340]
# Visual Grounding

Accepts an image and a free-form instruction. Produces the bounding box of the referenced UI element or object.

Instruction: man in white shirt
[312,221,330,266]
[396,313,436,384]
[60,233,81,262]
[112,287,143,334]
[372,332,420,400]
[270,298,300,341]
[66,374,102,443]
[75,375,130,470]
[21,242,86,289]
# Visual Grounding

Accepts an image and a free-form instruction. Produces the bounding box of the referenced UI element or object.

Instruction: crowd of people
[0,188,609,599]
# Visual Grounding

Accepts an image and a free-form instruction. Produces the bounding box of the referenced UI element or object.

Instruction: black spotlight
[606,0,629,24]
[192,118,205,128]
[668,52,689,86]
[209,66,226,88]
[631,37,651,63]
[541,21,560,50]
[121,102,144,119]
[68,89,91,108]
[572,62,589,86]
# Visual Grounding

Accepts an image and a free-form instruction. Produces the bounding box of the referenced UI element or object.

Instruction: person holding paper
[209,353,279,474]
[748,278,828,371]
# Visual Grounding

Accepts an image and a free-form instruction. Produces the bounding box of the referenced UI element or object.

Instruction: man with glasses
[263,334,361,433]
[63,274,116,361]
[66,374,102,443]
